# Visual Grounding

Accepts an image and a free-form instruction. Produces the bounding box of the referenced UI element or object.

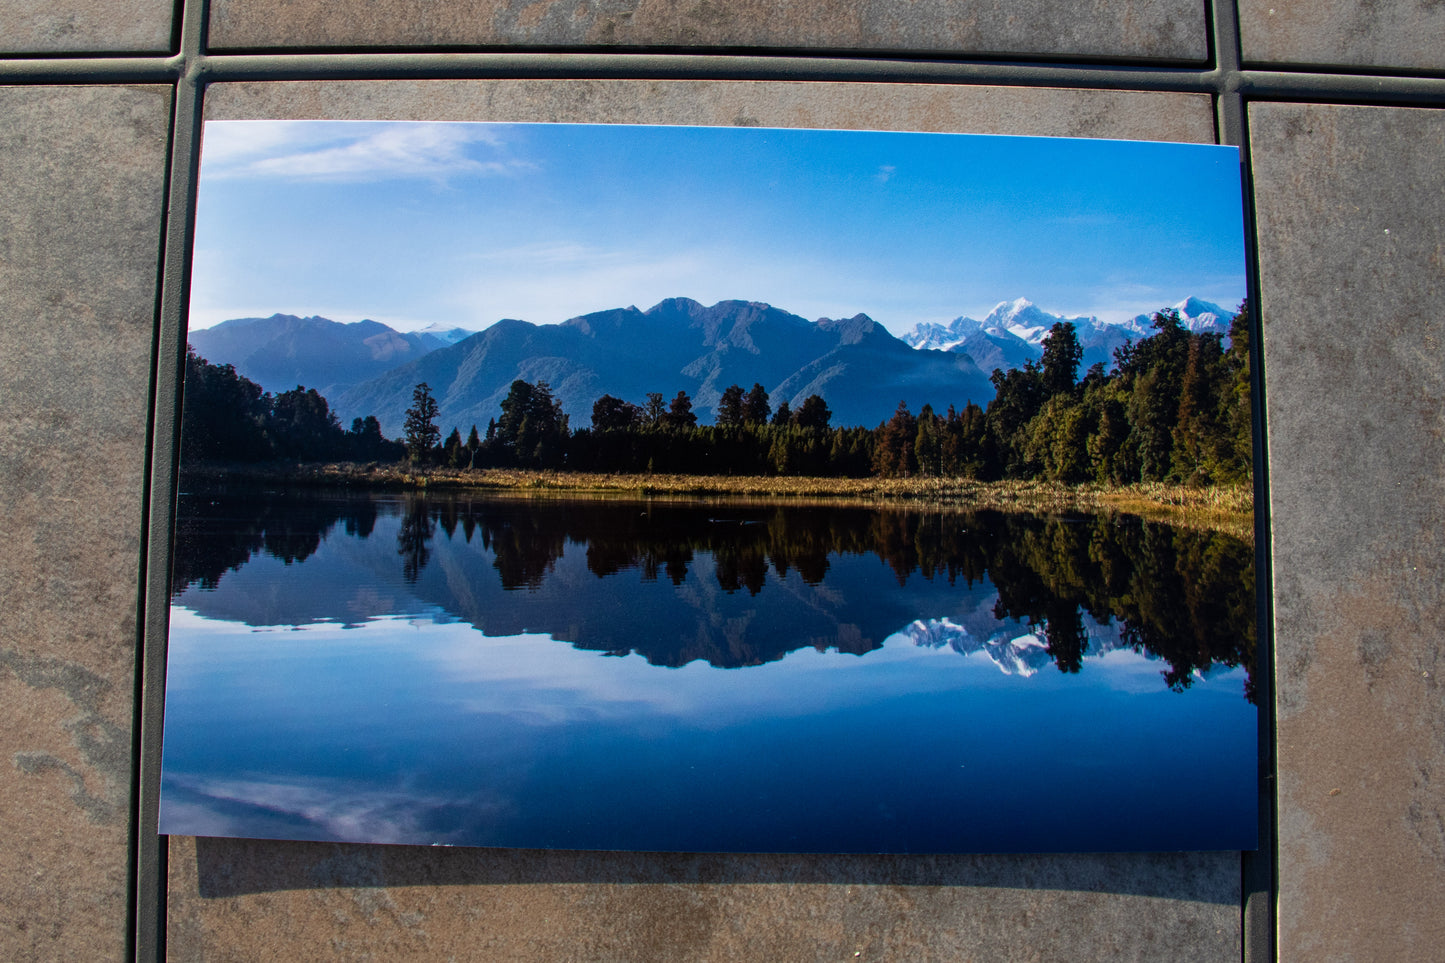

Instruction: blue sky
[188,120,1247,336]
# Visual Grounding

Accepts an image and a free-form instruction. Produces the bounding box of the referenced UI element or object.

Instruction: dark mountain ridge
[188,313,451,398]
[334,298,995,436]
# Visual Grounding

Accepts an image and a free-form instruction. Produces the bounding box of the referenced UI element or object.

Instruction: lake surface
[160,486,1259,853]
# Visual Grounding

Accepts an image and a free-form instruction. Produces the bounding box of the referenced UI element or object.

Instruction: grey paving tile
[1249,101,1445,962]
[1239,0,1445,72]
[203,79,1217,144]
[207,0,1206,61]
[167,837,1241,963]
[0,0,172,53]
[168,77,1235,963]
[0,84,172,961]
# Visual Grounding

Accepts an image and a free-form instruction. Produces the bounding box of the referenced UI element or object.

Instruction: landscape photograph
[160,119,1258,853]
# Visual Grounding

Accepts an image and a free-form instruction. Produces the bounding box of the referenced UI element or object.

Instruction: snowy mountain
[413,322,478,345]
[1129,296,1236,334]
[901,616,1138,677]
[901,296,1238,373]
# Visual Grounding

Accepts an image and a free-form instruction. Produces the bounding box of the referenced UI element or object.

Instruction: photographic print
[161,119,1257,853]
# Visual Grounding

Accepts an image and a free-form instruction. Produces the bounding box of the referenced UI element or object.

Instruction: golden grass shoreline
[183,462,1255,539]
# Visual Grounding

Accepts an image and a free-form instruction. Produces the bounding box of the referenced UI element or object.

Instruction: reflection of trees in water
[172,487,1255,698]
[985,514,1257,701]
[171,488,377,592]
[396,496,434,584]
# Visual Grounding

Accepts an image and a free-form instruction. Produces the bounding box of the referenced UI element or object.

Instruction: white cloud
[200,120,526,183]
[162,772,505,844]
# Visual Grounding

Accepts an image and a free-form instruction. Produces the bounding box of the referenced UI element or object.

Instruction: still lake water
[160,486,1259,853]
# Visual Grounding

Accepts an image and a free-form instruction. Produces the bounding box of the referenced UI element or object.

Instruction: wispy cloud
[876,164,897,183]
[161,772,507,844]
[201,120,528,183]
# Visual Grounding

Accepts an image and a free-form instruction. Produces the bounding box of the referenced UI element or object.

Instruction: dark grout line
[131,0,208,955]
[2,52,1443,107]
[1210,10,1276,961]
[0,56,181,81]
[1231,98,1280,963]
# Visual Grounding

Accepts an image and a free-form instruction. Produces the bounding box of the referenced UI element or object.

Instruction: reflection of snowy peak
[904,617,1053,677]
[903,616,1139,677]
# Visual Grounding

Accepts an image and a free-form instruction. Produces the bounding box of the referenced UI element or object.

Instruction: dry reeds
[183,461,1254,539]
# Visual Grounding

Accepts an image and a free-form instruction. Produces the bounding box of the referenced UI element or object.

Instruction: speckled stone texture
[1239,0,1445,72]
[167,837,1241,962]
[206,0,1206,60]
[0,84,172,960]
[202,79,1217,144]
[1250,102,1445,962]
[163,78,1240,963]
[0,0,172,53]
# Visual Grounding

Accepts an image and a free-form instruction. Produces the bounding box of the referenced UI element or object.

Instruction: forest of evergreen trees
[182,304,1253,488]
[179,346,404,464]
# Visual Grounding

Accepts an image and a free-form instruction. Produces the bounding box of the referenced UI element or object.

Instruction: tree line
[183,302,1252,487]
[179,346,403,464]
[411,304,1252,485]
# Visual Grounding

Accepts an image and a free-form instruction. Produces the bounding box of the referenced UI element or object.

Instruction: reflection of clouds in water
[420,620,987,730]
[169,605,1249,754]
[161,773,506,845]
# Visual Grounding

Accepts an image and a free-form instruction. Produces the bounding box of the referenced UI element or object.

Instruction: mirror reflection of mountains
[172,488,1256,700]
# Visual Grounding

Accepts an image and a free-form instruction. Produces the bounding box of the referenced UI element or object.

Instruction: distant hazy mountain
[413,322,478,345]
[336,297,996,437]
[901,296,1238,373]
[187,314,453,398]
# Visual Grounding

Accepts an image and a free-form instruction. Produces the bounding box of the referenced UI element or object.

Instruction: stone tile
[169,78,1236,962]
[1239,0,1445,72]
[0,84,172,960]
[167,837,1241,962]
[0,0,172,53]
[204,79,1217,145]
[207,0,1206,61]
[1249,102,1445,962]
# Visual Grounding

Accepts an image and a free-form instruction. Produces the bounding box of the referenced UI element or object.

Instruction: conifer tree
[743,383,771,426]
[716,384,745,427]
[794,394,832,431]
[665,390,697,430]
[403,382,441,466]
[1040,321,1083,399]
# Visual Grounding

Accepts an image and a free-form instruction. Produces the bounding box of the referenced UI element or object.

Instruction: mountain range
[187,295,1237,438]
[188,314,454,400]
[899,296,1238,373]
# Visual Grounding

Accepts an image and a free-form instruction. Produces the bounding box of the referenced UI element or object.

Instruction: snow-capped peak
[1126,297,1236,335]
[415,322,478,344]
[901,295,1238,357]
